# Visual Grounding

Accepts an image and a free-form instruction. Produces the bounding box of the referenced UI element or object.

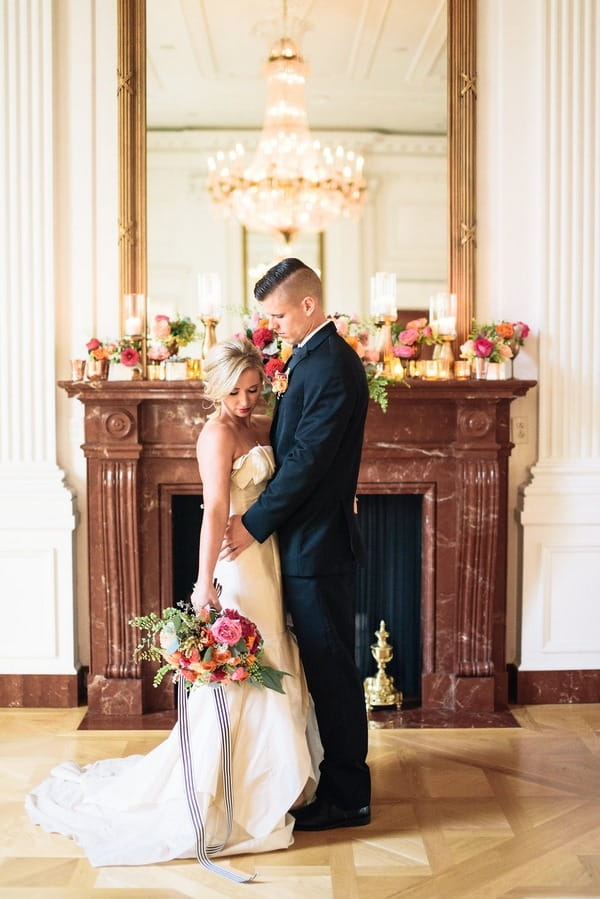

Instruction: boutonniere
[270,371,289,398]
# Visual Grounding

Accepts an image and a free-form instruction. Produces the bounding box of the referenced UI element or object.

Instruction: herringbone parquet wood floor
[2,704,600,898]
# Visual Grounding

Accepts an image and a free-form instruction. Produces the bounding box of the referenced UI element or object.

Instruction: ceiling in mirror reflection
[146,0,447,133]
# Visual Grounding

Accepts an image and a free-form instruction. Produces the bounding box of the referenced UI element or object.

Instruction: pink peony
[473,337,494,358]
[148,343,170,361]
[210,616,243,646]
[120,346,140,367]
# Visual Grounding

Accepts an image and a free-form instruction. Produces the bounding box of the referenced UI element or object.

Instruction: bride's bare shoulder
[196,419,235,459]
[253,413,272,446]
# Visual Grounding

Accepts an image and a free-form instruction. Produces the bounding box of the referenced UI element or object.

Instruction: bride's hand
[190,579,222,614]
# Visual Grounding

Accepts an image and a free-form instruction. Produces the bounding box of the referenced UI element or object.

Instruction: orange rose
[201,660,217,671]
[213,649,232,664]
[495,322,514,338]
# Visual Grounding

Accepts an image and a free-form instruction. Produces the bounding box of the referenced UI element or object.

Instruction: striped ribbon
[177,680,256,883]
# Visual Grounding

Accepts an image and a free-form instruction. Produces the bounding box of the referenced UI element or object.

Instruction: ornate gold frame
[117,0,476,342]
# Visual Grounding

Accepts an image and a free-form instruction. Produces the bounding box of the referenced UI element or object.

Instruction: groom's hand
[219,514,255,561]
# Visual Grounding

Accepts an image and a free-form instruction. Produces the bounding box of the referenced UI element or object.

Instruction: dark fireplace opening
[171,492,422,702]
[356,494,422,702]
[171,494,203,610]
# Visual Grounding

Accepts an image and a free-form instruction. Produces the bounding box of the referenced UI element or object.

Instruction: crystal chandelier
[206,24,367,243]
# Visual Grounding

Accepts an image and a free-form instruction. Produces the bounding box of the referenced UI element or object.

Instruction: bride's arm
[191,424,234,612]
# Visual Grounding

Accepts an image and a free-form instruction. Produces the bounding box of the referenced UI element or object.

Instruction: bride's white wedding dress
[26,445,321,868]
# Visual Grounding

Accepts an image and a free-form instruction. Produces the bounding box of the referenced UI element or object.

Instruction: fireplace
[61,377,534,719]
[169,490,424,699]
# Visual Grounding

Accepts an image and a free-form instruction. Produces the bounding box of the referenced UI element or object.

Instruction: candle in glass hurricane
[370,272,397,372]
[454,360,471,379]
[123,292,144,336]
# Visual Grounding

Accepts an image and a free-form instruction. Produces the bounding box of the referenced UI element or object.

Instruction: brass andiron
[364,620,402,711]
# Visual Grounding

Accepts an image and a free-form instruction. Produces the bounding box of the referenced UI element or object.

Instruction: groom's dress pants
[282,570,371,810]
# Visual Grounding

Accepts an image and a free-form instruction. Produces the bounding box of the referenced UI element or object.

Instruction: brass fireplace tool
[364,619,402,711]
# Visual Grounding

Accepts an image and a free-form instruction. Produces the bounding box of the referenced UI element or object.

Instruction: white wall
[478,0,600,671]
[3,0,598,680]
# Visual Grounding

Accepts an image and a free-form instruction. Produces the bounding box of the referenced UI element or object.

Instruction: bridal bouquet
[129,605,288,693]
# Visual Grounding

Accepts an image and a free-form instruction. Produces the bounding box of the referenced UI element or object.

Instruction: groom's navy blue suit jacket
[243,321,368,576]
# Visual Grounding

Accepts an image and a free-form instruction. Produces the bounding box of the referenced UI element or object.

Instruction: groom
[221,257,371,831]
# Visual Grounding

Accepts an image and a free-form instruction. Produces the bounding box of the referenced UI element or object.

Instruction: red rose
[252,327,274,349]
[264,357,285,379]
[86,338,101,351]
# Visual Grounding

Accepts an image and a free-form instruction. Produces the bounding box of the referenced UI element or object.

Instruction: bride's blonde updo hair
[203,337,265,409]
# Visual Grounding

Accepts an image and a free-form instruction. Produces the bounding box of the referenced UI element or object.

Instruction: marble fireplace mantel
[61,378,535,719]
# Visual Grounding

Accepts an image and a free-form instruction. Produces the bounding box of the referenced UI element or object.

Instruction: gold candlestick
[363,619,402,711]
[200,316,219,360]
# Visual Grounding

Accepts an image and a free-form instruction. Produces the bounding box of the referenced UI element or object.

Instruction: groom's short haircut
[254,257,321,305]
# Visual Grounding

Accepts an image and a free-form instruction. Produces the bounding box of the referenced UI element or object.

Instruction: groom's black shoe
[291,798,371,831]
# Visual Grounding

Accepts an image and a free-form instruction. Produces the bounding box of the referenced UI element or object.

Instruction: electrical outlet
[512,416,528,444]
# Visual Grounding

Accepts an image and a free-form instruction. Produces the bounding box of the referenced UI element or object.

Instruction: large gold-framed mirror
[117,0,475,343]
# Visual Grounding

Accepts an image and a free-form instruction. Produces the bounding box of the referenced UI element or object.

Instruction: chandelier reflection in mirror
[206,19,367,243]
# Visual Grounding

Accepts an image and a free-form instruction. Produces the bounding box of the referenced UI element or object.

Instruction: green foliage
[261,667,289,694]
[169,316,198,347]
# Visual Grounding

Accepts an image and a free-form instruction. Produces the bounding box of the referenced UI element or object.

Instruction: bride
[26,337,321,874]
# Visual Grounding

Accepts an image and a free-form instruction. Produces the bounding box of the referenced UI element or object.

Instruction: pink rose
[393,344,415,358]
[86,338,101,351]
[514,321,530,339]
[473,337,494,358]
[210,616,243,646]
[398,328,420,346]
[231,668,249,682]
[151,315,171,339]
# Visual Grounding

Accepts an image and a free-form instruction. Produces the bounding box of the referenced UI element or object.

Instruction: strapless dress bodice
[230,445,275,512]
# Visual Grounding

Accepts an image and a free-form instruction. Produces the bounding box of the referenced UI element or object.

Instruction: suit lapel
[287,322,336,373]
